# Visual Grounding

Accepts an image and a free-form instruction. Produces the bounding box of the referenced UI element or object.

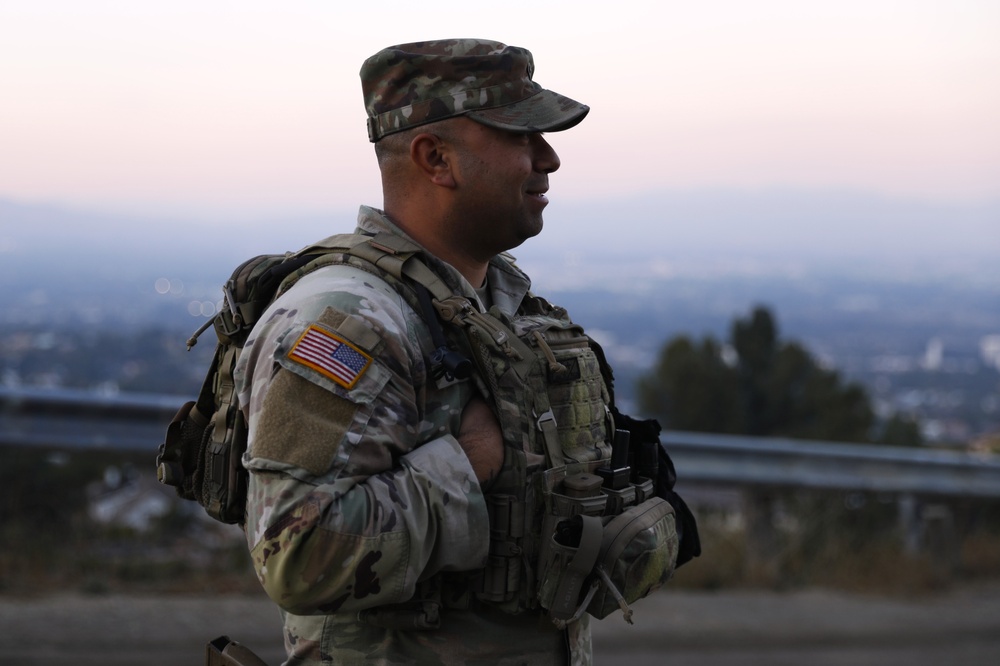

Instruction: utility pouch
[538,491,678,626]
[585,496,677,622]
[198,405,249,525]
[157,342,249,525]
[157,400,206,500]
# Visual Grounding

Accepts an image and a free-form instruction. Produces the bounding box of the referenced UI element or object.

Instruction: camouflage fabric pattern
[277,604,584,665]
[235,206,594,665]
[532,501,678,629]
[361,39,589,142]
[499,307,613,465]
[588,497,678,620]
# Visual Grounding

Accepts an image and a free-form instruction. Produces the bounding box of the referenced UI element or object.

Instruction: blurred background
[1,1,998,664]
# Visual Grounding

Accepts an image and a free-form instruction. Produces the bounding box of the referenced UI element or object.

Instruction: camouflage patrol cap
[361,39,589,142]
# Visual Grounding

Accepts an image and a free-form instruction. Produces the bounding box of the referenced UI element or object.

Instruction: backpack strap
[279,232,457,308]
[352,232,454,302]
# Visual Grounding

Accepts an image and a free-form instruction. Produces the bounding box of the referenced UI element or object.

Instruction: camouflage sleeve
[235,266,489,616]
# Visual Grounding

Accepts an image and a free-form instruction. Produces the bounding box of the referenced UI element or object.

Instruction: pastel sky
[1,0,998,220]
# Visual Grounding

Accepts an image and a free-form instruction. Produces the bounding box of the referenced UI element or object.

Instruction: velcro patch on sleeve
[287,325,373,390]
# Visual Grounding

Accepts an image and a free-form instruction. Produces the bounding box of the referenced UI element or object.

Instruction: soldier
[234,39,683,665]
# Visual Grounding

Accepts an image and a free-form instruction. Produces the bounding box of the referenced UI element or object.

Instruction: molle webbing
[426,297,618,613]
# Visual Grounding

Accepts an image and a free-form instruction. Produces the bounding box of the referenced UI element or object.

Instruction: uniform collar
[355,206,532,317]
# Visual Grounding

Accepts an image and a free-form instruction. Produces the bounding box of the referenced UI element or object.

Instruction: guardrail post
[743,489,780,585]
[898,493,920,556]
[922,503,958,582]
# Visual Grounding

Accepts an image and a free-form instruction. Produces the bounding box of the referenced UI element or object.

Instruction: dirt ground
[2,583,999,665]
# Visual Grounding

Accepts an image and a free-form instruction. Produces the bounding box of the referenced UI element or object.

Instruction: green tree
[636,336,745,434]
[638,306,875,443]
[875,413,924,446]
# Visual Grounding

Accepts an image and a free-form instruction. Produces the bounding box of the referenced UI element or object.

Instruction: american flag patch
[287,325,372,389]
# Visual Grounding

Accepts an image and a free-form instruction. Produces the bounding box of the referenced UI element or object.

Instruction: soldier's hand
[457,396,503,487]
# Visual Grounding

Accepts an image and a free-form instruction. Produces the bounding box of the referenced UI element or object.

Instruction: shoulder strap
[280,231,455,304]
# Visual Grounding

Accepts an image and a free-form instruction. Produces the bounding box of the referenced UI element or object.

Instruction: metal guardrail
[0,386,179,451]
[3,387,1000,499]
[663,431,1000,499]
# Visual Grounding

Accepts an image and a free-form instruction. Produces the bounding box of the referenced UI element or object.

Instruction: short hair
[374,121,461,172]
[373,127,415,170]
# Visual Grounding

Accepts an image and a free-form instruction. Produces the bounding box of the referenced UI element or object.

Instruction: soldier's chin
[529,215,547,238]
[513,225,543,248]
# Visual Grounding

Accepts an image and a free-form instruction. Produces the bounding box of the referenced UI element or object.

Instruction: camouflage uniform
[236,206,600,665]
[236,39,602,666]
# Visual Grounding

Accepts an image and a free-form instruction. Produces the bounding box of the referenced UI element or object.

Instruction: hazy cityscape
[1,196,997,449]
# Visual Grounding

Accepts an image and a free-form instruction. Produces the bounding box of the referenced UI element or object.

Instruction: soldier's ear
[410,133,456,189]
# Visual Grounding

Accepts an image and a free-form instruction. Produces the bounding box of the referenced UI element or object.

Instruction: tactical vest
[282,232,678,626]
[160,229,679,628]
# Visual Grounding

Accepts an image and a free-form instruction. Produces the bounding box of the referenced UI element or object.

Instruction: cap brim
[466,89,589,134]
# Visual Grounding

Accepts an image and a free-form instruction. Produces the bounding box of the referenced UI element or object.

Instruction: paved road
[2,584,998,665]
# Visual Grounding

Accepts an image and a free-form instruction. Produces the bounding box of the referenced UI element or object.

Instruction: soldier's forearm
[246,436,488,615]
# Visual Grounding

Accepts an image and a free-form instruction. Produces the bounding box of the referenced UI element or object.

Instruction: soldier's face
[448,120,561,256]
